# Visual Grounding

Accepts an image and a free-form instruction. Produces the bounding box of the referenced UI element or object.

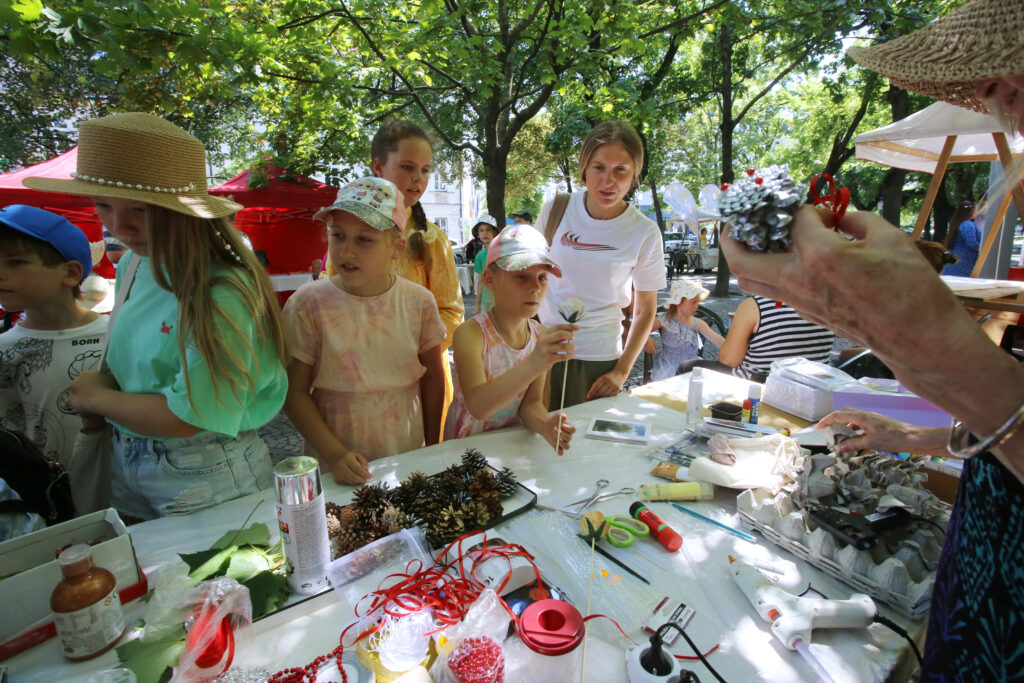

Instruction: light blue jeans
[111,428,273,520]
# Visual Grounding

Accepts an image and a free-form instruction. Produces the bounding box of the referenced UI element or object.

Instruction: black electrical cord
[873,613,923,666]
[656,621,728,683]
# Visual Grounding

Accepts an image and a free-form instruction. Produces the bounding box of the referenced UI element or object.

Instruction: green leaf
[242,571,291,619]
[116,627,186,683]
[11,0,44,22]
[182,546,236,580]
[210,523,272,550]
[225,547,273,583]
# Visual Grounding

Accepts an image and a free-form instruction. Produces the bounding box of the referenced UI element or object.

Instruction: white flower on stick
[558,297,586,324]
[554,298,585,455]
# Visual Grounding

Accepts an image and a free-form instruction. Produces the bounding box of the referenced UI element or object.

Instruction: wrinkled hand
[326,448,371,485]
[68,371,119,414]
[643,336,658,355]
[545,412,576,455]
[587,369,627,399]
[815,408,947,455]
[720,206,992,411]
[531,324,577,371]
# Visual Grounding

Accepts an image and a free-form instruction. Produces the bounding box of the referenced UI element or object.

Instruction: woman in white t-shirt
[537,121,667,407]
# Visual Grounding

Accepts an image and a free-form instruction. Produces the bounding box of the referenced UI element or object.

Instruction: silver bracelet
[947,400,1024,459]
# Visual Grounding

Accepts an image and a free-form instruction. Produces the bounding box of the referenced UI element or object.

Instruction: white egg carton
[737,488,944,620]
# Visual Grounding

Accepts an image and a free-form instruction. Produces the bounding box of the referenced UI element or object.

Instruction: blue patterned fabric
[922,452,1024,681]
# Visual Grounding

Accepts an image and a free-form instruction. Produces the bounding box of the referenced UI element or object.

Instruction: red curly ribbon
[271,529,719,682]
[809,173,849,220]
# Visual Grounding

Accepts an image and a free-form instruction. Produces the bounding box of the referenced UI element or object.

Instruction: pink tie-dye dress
[444,312,540,440]
[283,277,446,461]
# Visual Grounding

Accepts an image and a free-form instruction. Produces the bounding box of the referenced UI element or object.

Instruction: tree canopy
[3,0,977,249]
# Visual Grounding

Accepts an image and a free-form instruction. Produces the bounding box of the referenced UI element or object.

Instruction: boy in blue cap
[0,204,110,514]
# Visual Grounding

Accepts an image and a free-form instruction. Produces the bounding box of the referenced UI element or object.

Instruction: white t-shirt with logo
[537,192,666,360]
[0,316,109,512]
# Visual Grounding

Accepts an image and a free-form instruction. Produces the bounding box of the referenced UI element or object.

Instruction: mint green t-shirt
[474,247,493,312]
[106,255,287,438]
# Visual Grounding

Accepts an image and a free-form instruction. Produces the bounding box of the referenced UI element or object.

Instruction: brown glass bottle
[50,544,126,661]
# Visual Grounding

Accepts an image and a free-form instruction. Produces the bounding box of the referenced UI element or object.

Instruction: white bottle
[687,367,704,426]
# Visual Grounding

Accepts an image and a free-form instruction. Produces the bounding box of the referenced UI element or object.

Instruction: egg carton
[737,488,942,620]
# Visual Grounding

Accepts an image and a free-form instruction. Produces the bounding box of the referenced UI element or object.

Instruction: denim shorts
[111,428,273,520]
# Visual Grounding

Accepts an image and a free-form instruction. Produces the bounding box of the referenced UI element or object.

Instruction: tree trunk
[648,174,665,232]
[878,87,910,227]
[714,25,734,299]
[485,150,509,227]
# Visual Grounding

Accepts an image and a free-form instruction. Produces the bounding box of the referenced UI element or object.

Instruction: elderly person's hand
[721,205,1024,478]
[816,408,949,456]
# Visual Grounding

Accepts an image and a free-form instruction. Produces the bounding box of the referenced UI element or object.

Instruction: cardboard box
[0,508,147,661]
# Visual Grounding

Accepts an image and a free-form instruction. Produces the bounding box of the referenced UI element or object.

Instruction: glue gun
[729,557,875,650]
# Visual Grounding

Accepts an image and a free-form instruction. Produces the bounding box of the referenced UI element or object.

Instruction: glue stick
[638,481,714,502]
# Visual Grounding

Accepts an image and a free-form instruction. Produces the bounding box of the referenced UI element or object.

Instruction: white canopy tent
[855,101,1024,276]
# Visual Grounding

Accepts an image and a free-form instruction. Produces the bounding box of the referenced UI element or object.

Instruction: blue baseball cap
[0,205,92,281]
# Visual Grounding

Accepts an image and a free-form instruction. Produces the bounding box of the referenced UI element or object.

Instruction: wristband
[947,400,1024,458]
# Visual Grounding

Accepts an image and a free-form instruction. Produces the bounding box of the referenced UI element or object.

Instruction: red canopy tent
[209,165,337,279]
[0,147,114,278]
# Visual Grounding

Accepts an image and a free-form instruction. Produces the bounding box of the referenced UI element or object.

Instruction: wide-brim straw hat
[24,113,242,219]
[847,0,1024,113]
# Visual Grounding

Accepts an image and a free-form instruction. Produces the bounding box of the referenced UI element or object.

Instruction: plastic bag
[171,577,253,683]
[430,589,510,682]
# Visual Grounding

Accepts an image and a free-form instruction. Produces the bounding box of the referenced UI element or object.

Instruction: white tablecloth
[6,375,921,683]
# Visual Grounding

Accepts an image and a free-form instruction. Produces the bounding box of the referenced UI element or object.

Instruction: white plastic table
[5,374,922,682]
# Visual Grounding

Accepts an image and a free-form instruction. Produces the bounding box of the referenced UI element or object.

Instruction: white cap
[692,367,703,378]
[749,384,761,399]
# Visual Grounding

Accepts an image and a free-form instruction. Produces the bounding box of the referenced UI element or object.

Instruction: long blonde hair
[146,205,288,411]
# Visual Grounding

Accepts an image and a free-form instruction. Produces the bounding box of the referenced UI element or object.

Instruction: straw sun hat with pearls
[24,112,242,219]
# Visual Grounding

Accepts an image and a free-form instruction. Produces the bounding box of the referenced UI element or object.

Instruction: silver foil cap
[274,456,322,506]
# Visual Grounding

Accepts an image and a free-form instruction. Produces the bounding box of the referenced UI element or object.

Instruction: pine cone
[392,472,430,511]
[467,470,499,500]
[494,467,519,498]
[720,165,801,253]
[427,504,466,546]
[462,500,492,528]
[411,492,442,523]
[461,448,488,473]
[352,481,391,513]
[379,503,415,535]
[333,526,365,558]
[435,464,464,492]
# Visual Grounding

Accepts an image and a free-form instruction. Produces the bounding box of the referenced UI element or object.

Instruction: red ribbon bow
[809,173,850,220]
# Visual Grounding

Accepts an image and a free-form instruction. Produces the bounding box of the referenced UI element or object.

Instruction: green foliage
[115,626,186,683]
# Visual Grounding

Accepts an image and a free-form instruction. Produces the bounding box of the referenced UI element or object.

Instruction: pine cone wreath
[720,165,801,253]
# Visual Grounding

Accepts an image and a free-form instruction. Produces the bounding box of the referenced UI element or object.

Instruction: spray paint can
[274,456,331,594]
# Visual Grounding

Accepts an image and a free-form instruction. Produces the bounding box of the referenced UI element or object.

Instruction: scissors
[564,480,636,515]
[603,515,650,548]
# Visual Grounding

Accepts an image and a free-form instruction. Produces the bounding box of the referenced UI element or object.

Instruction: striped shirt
[735,296,835,379]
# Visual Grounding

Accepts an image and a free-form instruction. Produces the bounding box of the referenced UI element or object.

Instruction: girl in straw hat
[643,278,724,381]
[725,0,1024,674]
[25,113,288,520]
